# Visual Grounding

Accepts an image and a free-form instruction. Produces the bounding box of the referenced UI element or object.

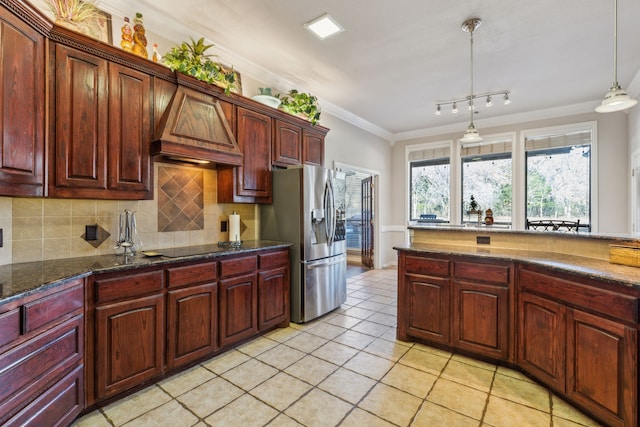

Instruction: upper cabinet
[218,107,273,204]
[0,4,46,196]
[303,128,325,167]
[273,120,302,167]
[48,43,152,199]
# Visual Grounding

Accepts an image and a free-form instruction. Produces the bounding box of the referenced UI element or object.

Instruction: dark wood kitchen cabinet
[0,279,84,426]
[517,265,638,427]
[218,255,259,347]
[397,253,451,345]
[452,261,510,360]
[166,262,218,370]
[49,43,152,200]
[258,250,290,330]
[90,269,164,403]
[218,107,272,203]
[273,119,302,167]
[0,4,46,196]
[302,128,325,166]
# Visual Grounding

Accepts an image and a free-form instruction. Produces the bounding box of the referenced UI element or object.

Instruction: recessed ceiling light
[304,13,344,40]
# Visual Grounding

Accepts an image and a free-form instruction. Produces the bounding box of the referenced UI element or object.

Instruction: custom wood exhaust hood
[151,85,243,168]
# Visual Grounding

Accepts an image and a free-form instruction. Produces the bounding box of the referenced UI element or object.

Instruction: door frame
[334,161,381,269]
[632,150,640,236]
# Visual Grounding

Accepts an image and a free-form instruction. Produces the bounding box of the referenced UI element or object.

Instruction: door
[219,272,258,347]
[298,254,346,323]
[361,176,374,268]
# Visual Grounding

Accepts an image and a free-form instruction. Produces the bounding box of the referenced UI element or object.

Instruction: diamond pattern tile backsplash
[158,166,204,232]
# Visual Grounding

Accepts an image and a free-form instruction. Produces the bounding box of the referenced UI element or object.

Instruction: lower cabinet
[95,294,165,400]
[87,248,289,406]
[0,280,84,425]
[167,283,218,370]
[219,272,258,347]
[398,252,511,361]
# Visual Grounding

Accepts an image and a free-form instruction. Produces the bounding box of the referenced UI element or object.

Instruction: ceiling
[101,0,640,140]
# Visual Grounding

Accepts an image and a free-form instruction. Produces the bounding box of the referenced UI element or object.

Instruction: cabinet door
[107,62,151,197]
[517,292,566,392]
[95,294,164,400]
[273,120,302,167]
[404,273,450,344]
[231,107,272,202]
[452,280,509,360]
[566,309,637,427]
[219,272,258,347]
[302,129,324,166]
[0,8,45,196]
[258,266,290,330]
[167,283,218,370]
[51,43,108,194]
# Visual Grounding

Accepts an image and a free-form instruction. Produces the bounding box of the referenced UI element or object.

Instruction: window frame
[409,157,451,222]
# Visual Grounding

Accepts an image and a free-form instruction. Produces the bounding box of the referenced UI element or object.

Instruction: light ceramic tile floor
[73,268,602,427]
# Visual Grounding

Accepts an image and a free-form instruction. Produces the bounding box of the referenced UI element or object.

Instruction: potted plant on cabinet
[276,89,321,125]
[162,37,239,94]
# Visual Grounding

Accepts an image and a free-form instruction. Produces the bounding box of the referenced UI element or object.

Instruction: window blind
[525,130,591,151]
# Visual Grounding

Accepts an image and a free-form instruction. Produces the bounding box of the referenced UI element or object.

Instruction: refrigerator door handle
[324,178,336,247]
[307,255,346,269]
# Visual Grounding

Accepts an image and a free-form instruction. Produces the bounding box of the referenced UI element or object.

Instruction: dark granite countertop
[395,243,640,290]
[0,240,291,304]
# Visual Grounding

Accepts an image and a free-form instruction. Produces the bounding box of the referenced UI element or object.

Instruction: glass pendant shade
[460,123,482,143]
[595,84,638,112]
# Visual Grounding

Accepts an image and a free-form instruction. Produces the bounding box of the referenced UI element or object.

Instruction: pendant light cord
[469,27,475,126]
[612,0,618,86]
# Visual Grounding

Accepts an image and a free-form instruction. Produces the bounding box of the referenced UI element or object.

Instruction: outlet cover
[477,236,490,245]
[221,220,228,232]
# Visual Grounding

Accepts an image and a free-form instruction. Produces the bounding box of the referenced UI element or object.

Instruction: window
[461,139,512,224]
[410,157,450,221]
[525,131,591,230]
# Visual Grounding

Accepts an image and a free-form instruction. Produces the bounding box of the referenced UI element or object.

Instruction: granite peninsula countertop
[395,243,640,289]
[0,240,291,304]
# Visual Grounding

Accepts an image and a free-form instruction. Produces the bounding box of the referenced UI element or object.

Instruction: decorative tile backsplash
[1,163,258,265]
[158,166,204,232]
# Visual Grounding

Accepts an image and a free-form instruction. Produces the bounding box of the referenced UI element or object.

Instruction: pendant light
[460,18,482,143]
[595,0,637,113]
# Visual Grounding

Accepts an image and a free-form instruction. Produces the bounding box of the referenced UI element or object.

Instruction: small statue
[485,208,494,225]
[120,17,133,52]
[131,13,148,59]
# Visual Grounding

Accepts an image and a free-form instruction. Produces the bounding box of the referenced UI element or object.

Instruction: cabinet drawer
[519,268,639,324]
[405,255,449,277]
[0,308,20,348]
[167,262,217,288]
[259,250,289,270]
[95,270,164,304]
[22,281,84,333]
[219,256,258,278]
[454,261,510,285]
[0,315,83,424]
[4,365,84,427]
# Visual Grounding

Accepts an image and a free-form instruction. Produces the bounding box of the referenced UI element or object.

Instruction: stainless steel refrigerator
[261,164,347,323]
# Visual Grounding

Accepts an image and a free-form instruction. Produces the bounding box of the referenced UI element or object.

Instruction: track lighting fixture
[434,18,512,142]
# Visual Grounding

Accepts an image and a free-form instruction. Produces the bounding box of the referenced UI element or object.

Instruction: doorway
[632,151,640,235]
[337,165,377,271]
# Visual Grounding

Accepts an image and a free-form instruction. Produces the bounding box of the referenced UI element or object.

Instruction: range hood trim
[152,85,243,167]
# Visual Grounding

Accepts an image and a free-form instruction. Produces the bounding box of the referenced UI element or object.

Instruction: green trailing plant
[162,37,238,94]
[276,90,321,125]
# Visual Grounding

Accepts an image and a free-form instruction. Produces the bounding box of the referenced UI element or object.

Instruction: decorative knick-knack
[120,17,133,52]
[131,12,148,59]
[484,208,494,225]
[152,43,160,62]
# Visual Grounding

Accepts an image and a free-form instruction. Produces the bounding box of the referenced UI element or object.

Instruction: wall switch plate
[477,236,490,245]
[85,225,98,241]
[221,220,228,232]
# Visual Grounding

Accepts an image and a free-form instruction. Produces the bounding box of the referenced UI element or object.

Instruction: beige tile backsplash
[2,163,258,265]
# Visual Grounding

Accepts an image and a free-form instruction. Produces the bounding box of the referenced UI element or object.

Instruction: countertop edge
[0,241,293,304]
[394,244,640,289]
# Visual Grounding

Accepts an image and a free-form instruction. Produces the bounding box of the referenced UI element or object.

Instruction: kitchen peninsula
[395,226,640,427]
